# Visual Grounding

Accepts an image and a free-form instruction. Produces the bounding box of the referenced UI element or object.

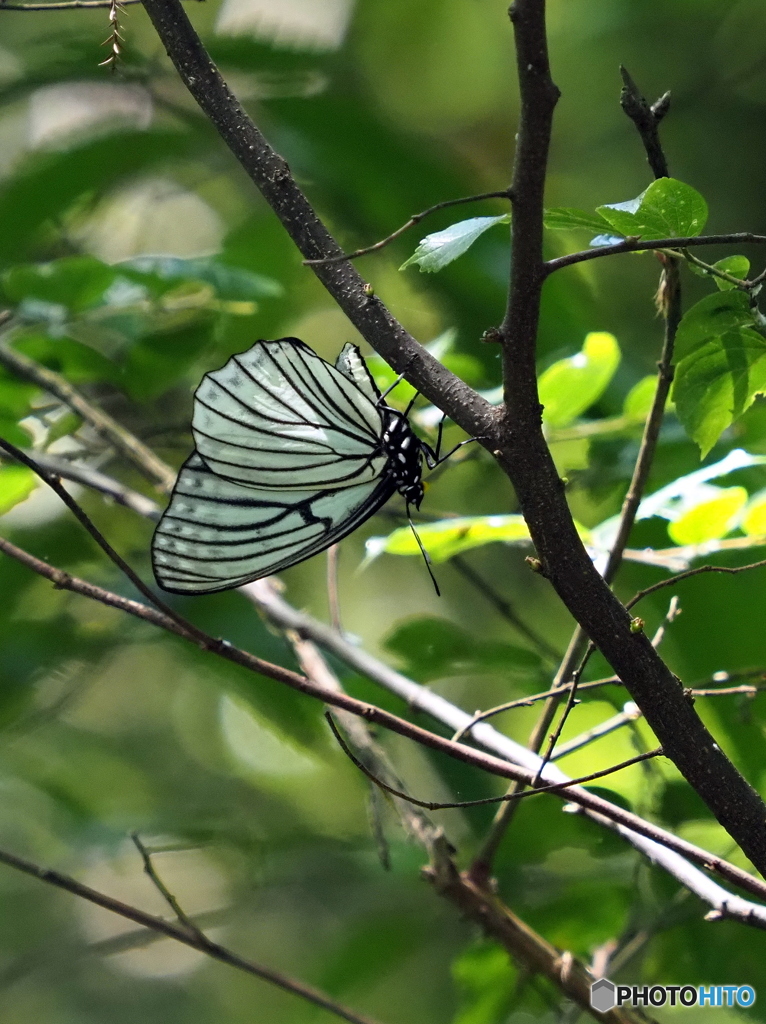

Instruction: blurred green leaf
[451,941,514,1024]
[597,178,708,240]
[673,328,766,456]
[539,332,620,428]
[383,616,541,680]
[623,375,658,420]
[0,131,194,267]
[2,256,116,313]
[742,489,766,536]
[13,332,119,386]
[674,290,756,361]
[543,208,614,234]
[0,465,37,514]
[667,485,748,545]
[120,256,283,301]
[400,215,510,273]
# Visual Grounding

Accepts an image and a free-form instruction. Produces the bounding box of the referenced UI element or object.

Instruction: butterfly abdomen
[380,409,425,510]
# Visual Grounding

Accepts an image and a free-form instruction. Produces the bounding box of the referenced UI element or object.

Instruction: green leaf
[451,942,514,1024]
[673,328,766,456]
[543,208,615,234]
[742,489,766,536]
[689,255,750,291]
[674,290,756,361]
[120,256,283,301]
[366,514,532,563]
[367,514,592,563]
[597,178,708,240]
[667,485,748,545]
[383,617,540,681]
[623,375,659,420]
[400,214,510,273]
[636,448,766,521]
[13,332,119,386]
[0,131,194,267]
[539,332,621,427]
[2,256,117,314]
[0,465,37,514]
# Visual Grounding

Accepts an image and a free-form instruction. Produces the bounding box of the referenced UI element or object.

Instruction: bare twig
[0,438,204,642]
[450,554,561,661]
[626,559,766,612]
[328,714,663,810]
[551,703,643,761]
[130,833,206,941]
[0,449,162,520]
[0,340,176,492]
[0,845,386,1024]
[303,191,512,265]
[545,233,766,276]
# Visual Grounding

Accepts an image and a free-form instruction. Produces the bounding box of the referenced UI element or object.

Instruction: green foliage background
[1,1,766,1021]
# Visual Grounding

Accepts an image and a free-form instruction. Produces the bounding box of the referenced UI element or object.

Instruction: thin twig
[0,845,386,1024]
[326,544,343,634]
[450,554,561,661]
[130,833,206,941]
[544,233,766,276]
[0,438,206,644]
[0,449,161,520]
[0,339,175,492]
[551,703,642,761]
[303,191,512,265]
[626,558,766,612]
[329,713,663,810]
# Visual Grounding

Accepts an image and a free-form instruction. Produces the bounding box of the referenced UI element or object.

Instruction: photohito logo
[590,979,756,1013]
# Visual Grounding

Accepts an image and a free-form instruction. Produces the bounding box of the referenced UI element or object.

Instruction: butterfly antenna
[407,504,440,597]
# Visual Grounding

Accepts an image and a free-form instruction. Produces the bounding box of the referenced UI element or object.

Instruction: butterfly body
[152,337,429,595]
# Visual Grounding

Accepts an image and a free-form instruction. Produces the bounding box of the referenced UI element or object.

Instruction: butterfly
[152,337,470,596]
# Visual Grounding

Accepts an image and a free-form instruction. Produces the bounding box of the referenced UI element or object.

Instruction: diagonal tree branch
[139,0,494,442]
[488,0,766,876]
[4,530,766,914]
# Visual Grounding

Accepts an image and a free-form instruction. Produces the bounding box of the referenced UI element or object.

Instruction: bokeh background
[1,1,766,1021]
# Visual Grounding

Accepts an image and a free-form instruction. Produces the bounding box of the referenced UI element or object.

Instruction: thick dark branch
[0,845,385,1024]
[139,0,494,440]
[491,0,766,875]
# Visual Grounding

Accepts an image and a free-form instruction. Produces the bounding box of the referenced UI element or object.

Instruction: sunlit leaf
[366,514,531,563]
[673,328,766,456]
[741,490,766,537]
[667,485,748,545]
[597,178,708,240]
[539,332,620,428]
[400,214,510,273]
[636,448,766,522]
[0,465,37,514]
